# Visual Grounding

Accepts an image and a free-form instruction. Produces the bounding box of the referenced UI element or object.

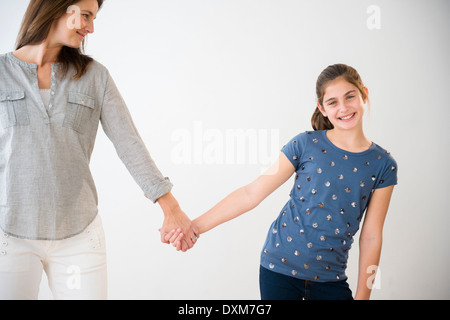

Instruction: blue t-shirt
[260,130,398,282]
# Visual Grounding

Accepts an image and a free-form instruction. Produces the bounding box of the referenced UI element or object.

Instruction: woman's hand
[157,192,199,252]
[159,209,199,252]
[161,227,196,251]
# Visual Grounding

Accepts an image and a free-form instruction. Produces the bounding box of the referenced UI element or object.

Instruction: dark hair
[15,0,104,80]
[311,64,368,131]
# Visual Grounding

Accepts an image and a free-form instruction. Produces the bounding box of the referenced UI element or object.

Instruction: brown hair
[311,64,368,131]
[15,0,104,80]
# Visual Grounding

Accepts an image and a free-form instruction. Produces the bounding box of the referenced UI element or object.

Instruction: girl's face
[49,0,99,49]
[318,77,368,131]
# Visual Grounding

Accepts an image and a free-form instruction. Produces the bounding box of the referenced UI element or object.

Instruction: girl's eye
[346,95,355,100]
[328,101,336,106]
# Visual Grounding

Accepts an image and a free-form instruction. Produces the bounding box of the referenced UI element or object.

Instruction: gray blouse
[0,52,173,240]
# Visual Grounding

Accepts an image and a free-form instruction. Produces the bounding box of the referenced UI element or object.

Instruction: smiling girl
[165,63,398,300]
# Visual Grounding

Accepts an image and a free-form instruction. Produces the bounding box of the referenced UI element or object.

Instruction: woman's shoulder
[0,52,15,67]
[0,53,7,68]
[86,58,109,75]
[79,57,114,85]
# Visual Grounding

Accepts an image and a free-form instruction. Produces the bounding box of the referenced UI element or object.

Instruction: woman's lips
[76,31,86,38]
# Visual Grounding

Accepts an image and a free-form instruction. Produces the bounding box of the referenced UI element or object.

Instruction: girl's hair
[311,63,368,131]
[15,0,104,80]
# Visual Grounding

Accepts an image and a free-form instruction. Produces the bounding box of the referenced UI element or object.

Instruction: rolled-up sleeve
[100,71,173,203]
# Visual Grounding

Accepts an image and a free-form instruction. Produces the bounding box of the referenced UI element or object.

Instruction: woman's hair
[311,63,368,131]
[15,0,104,80]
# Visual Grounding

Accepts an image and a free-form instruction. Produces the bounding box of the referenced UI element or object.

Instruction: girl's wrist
[192,217,207,235]
[354,291,371,300]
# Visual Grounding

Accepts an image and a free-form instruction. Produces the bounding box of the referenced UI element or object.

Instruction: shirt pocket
[63,92,95,133]
[0,91,29,129]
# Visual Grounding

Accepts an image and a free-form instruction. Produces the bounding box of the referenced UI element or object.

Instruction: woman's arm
[164,152,295,249]
[354,185,395,300]
[100,70,197,251]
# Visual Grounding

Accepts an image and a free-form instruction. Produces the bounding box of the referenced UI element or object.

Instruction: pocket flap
[0,91,25,102]
[67,92,95,109]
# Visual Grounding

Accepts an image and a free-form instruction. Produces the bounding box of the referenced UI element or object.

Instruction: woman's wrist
[157,192,181,216]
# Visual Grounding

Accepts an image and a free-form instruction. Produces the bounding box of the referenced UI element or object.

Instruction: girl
[0,0,198,300]
[164,64,397,300]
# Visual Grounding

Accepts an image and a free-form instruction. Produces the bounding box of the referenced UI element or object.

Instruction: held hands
[159,211,199,252]
[157,192,199,252]
[162,227,197,252]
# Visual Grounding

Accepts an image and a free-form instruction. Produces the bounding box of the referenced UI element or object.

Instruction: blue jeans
[259,265,353,300]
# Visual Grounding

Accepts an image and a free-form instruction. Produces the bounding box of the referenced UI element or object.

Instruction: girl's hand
[160,227,199,252]
[163,228,184,251]
[158,192,199,252]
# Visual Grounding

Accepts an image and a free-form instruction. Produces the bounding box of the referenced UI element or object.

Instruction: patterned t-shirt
[260,130,398,282]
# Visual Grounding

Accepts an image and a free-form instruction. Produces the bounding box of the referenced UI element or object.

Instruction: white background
[1,0,449,299]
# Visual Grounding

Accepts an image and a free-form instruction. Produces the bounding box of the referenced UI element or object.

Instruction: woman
[164,64,397,300]
[0,0,198,299]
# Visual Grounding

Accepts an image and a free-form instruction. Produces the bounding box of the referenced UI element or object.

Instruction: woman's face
[49,0,99,49]
[318,77,368,132]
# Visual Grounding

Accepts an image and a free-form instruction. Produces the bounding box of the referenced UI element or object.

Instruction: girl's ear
[363,87,369,104]
[317,103,328,117]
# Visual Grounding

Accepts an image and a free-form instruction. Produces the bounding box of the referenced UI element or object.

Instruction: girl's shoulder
[281,130,324,167]
[285,130,322,145]
[371,142,397,165]
[368,142,398,188]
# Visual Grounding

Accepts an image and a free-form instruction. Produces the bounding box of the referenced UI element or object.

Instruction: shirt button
[2,233,8,238]
[0,250,6,256]
[48,104,53,109]
[51,91,55,95]
[6,96,10,100]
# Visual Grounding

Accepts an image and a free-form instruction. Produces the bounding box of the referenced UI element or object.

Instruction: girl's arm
[194,152,295,234]
[354,185,395,300]
[164,152,295,248]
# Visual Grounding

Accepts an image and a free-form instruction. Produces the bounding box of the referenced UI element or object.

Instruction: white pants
[0,215,107,300]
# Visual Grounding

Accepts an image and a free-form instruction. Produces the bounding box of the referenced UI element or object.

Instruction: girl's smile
[338,112,356,121]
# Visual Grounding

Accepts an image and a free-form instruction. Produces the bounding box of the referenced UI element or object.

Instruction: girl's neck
[326,128,372,153]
